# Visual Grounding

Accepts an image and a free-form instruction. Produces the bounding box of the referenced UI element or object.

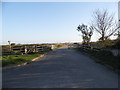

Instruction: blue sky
[2,2,118,45]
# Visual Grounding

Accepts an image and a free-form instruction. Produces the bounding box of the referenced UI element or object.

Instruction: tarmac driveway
[2,47,118,88]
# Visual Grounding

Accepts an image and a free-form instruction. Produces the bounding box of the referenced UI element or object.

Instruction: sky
[2,2,118,45]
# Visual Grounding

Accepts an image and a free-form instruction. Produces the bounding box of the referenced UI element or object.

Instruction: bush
[56,45,62,48]
[90,39,120,49]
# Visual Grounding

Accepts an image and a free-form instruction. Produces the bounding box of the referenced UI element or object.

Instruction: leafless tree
[77,24,93,45]
[92,9,119,41]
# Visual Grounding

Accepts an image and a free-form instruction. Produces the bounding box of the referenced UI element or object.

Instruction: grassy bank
[2,51,50,67]
[78,48,120,70]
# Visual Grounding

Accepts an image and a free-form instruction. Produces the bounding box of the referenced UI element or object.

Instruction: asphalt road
[2,47,118,88]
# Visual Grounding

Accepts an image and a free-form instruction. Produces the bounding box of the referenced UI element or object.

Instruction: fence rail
[2,45,52,55]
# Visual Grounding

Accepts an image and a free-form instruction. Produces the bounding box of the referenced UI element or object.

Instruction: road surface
[2,47,118,88]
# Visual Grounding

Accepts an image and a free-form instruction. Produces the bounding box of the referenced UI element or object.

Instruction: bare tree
[77,24,93,45]
[92,9,119,41]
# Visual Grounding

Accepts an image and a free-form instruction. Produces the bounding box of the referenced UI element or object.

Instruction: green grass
[78,48,120,70]
[2,51,50,67]
[56,45,62,48]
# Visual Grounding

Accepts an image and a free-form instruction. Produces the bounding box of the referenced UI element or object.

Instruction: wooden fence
[2,45,52,55]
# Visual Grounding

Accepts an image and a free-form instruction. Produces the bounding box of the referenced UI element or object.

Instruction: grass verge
[1,51,50,67]
[77,48,120,70]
